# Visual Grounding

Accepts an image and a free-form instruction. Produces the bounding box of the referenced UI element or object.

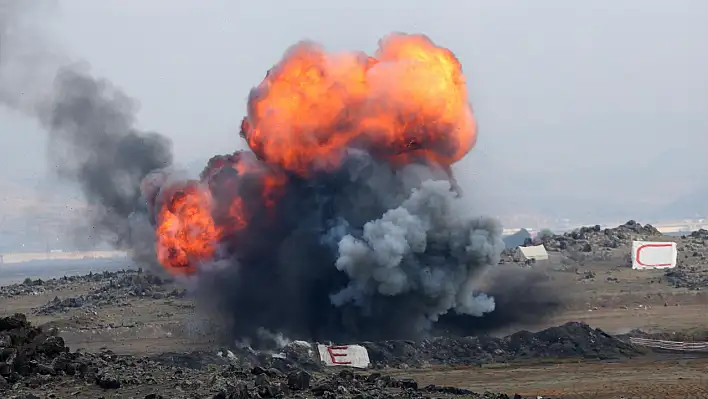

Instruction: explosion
[142,33,504,343]
[2,1,563,346]
[155,33,478,270]
[155,183,220,275]
[241,34,476,176]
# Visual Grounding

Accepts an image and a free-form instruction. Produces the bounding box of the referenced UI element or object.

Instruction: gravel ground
[2,243,707,398]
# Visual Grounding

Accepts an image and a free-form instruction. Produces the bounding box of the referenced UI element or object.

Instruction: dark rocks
[663,229,708,289]
[32,270,187,316]
[0,314,67,387]
[527,221,662,262]
[0,309,640,398]
[665,265,708,289]
[0,313,108,391]
[0,270,131,299]
[363,322,643,368]
[501,222,662,265]
[254,373,269,387]
[0,313,30,331]
[399,378,418,390]
[208,359,520,398]
[96,372,121,389]
[287,370,311,390]
[37,336,66,357]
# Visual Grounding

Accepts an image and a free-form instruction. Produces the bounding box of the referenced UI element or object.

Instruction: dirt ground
[2,256,708,398]
[396,357,708,398]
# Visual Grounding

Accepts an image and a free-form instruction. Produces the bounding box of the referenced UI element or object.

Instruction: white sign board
[631,241,677,269]
[317,344,370,368]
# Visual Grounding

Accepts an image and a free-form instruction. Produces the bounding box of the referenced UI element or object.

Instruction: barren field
[2,223,708,398]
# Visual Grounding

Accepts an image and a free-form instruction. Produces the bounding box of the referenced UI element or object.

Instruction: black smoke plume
[40,67,173,249]
[174,153,506,344]
[0,1,172,256]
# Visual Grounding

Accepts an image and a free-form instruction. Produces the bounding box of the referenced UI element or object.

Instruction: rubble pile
[33,270,186,315]
[0,313,84,389]
[363,322,643,368]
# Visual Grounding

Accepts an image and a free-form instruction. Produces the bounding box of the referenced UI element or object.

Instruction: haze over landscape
[1,0,707,252]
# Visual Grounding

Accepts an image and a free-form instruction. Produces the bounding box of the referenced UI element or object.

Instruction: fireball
[155,183,221,275]
[241,33,477,176]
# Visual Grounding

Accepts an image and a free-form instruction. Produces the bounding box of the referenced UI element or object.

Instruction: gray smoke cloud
[40,66,173,250]
[333,179,502,330]
[0,0,172,256]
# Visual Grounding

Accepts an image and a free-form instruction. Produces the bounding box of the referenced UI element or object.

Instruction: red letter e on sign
[327,346,352,365]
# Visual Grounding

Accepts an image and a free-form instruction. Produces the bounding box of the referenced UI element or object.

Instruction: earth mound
[363,322,643,368]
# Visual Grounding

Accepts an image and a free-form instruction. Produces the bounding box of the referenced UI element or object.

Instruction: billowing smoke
[0,1,172,258]
[1,1,563,344]
[332,180,500,322]
[40,67,173,251]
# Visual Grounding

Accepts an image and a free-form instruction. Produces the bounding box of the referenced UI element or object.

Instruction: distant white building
[515,245,549,262]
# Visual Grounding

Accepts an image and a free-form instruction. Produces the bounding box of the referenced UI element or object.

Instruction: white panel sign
[631,241,677,269]
[317,344,370,368]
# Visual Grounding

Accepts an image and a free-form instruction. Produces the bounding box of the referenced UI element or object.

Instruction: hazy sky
[1,0,707,222]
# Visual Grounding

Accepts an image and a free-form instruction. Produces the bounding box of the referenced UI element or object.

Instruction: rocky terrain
[0,270,141,299]
[33,271,185,316]
[3,222,708,398]
[501,221,708,290]
[0,267,656,398]
[363,322,643,369]
[0,312,610,398]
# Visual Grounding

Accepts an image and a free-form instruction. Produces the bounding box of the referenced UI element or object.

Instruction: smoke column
[1,2,563,344]
[41,67,173,251]
[0,0,173,258]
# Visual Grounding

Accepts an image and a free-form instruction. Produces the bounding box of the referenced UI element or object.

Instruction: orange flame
[155,183,221,275]
[228,196,247,231]
[229,154,287,216]
[242,33,477,176]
